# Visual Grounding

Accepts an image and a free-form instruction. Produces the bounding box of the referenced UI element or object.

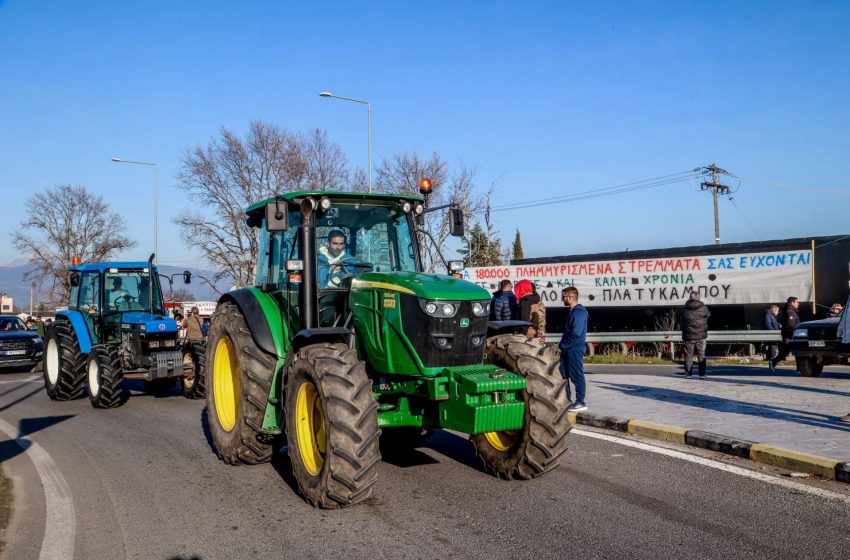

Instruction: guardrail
[543,330,782,356]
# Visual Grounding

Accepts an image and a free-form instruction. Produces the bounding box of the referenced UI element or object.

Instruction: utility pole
[700,163,734,245]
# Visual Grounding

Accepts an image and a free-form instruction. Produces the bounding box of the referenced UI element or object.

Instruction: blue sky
[1,1,848,269]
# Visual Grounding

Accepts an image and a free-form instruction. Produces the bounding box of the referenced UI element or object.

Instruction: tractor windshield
[103,270,164,314]
[256,201,420,288]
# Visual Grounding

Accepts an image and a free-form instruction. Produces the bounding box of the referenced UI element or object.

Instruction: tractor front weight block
[438,365,526,434]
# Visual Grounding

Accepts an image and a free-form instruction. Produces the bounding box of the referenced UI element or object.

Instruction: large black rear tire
[181,340,206,399]
[205,302,276,465]
[86,345,123,408]
[42,320,85,400]
[796,357,823,377]
[472,334,571,480]
[284,343,381,509]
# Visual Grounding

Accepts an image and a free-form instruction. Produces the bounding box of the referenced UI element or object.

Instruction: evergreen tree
[460,222,502,267]
[512,229,524,261]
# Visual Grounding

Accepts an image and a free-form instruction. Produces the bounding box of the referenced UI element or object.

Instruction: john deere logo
[459,318,470,328]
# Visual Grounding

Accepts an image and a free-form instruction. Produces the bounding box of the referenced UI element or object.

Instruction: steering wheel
[113,294,136,309]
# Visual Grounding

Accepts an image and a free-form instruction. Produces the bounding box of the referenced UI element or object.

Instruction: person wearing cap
[181,306,205,341]
[678,291,711,378]
[514,279,543,340]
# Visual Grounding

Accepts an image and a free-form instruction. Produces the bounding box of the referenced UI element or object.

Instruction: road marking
[0,375,41,384]
[0,417,75,560]
[572,428,850,505]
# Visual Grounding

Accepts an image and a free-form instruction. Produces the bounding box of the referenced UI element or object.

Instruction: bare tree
[174,120,351,288]
[12,184,136,304]
[376,152,482,272]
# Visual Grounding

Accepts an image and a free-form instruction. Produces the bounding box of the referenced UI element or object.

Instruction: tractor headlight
[148,340,161,348]
[401,201,412,214]
[414,203,424,215]
[419,299,459,318]
[138,324,146,332]
[793,328,808,339]
[472,301,490,317]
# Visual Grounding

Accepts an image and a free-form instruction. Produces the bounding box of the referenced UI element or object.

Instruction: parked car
[789,302,850,377]
[0,315,43,371]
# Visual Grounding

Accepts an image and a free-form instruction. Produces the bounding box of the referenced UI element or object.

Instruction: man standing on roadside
[181,306,205,342]
[679,292,710,378]
[491,279,518,321]
[769,296,801,372]
[763,304,781,361]
[559,287,589,412]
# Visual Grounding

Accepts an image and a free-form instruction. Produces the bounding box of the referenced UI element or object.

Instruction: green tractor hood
[350,271,490,301]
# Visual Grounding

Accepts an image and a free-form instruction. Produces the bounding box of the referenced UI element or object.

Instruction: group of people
[16,315,53,337]
[490,280,589,413]
[174,307,208,342]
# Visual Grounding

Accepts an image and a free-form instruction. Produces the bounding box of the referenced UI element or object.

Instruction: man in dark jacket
[769,296,801,372]
[678,292,710,378]
[763,304,781,360]
[491,280,518,321]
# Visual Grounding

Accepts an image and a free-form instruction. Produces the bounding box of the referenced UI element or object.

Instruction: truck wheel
[472,334,571,480]
[43,321,85,400]
[206,302,276,465]
[87,345,123,408]
[796,357,823,377]
[182,341,206,399]
[284,343,381,509]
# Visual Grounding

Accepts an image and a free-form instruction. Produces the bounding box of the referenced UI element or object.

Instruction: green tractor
[205,186,570,508]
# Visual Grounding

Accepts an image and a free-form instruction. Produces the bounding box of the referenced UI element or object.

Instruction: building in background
[0,294,13,313]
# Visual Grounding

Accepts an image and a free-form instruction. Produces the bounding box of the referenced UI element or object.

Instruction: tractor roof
[246,191,424,216]
[69,262,155,272]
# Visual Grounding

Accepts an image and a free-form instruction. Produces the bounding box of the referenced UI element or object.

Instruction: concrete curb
[569,411,850,483]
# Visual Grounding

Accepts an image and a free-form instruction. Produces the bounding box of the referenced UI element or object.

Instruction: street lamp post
[319,91,372,193]
[111,157,158,263]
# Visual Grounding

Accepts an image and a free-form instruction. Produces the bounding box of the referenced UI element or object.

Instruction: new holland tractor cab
[43,257,198,408]
[205,184,570,508]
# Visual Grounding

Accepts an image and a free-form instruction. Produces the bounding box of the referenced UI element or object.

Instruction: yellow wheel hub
[213,336,239,432]
[295,380,326,476]
[484,430,520,452]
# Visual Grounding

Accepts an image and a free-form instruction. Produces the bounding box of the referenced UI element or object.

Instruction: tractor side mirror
[449,207,464,237]
[266,202,288,232]
[69,272,81,287]
[183,271,192,284]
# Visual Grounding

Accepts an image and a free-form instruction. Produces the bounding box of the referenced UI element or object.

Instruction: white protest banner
[464,250,813,307]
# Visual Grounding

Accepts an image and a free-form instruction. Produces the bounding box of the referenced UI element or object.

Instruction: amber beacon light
[419,178,433,195]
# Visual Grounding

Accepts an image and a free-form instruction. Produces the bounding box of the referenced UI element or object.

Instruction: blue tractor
[42,257,201,408]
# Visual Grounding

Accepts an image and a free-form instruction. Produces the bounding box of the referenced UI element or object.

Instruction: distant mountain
[0,261,232,311]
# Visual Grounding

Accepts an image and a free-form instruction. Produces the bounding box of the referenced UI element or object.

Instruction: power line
[491,169,702,212]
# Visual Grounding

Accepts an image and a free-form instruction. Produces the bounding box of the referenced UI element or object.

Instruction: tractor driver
[318,230,359,288]
[108,277,130,308]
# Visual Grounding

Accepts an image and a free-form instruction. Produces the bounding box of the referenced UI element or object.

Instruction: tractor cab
[250,192,426,330]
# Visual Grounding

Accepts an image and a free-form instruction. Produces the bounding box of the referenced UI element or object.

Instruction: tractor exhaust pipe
[298,198,318,330]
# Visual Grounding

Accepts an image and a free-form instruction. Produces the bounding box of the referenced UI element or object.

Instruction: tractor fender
[56,309,93,354]
[217,289,279,357]
[290,327,353,354]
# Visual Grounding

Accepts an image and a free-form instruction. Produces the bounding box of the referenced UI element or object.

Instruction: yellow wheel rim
[213,336,239,432]
[484,430,519,452]
[295,380,326,476]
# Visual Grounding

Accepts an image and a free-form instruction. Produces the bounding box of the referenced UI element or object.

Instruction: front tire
[87,345,123,408]
[181,340,206,399]
[43,321,85,400]
[284,343,381,509]
[472,334,571,480]
[205,302,276,465]
[796,357,823,377]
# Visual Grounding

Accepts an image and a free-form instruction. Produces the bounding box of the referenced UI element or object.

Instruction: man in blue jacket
[762,304,780,361]
[491,280,518,321]
[559,286,589,412]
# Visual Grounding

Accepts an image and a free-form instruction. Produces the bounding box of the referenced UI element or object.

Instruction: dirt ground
[0,466,11,558]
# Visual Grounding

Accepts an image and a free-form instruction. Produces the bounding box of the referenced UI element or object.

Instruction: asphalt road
[1,369,848,560]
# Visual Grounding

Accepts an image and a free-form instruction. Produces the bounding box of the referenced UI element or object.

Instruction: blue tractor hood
[121,312,178,333]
